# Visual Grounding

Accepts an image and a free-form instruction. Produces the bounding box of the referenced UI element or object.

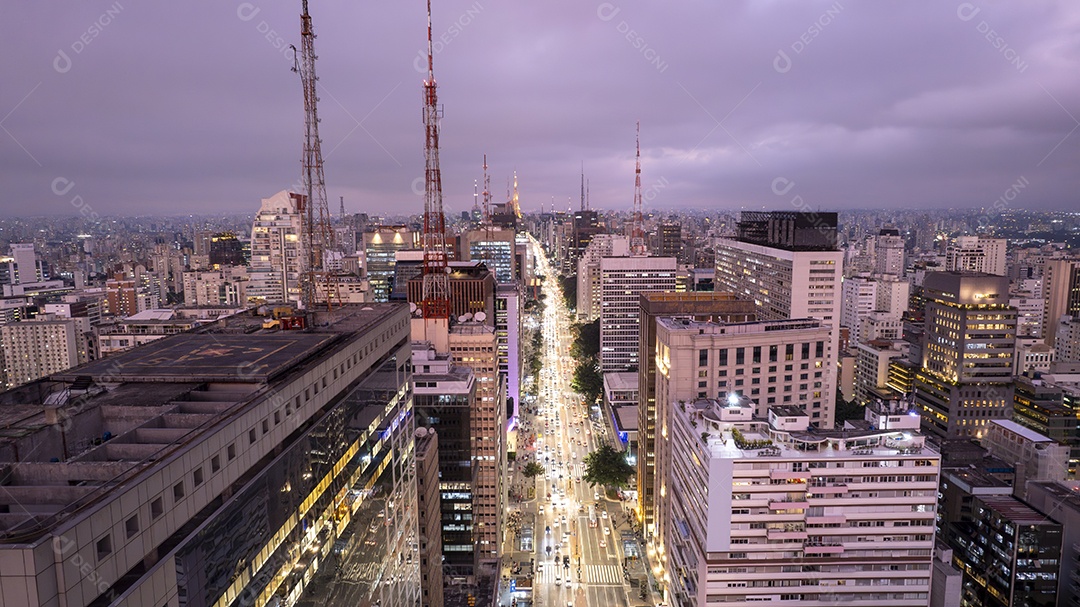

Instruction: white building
[842,274,909,346]
[1010,292,1045,338]
[1,316,91,389]
[945,235,1007,276]
[661,399,939,607]
[577,234,629,321]
[1057,316,1080,363]
[875,228,906,277]
[854,339,909,406]
[600,255,677,373]
[247,190,305,305]
[841,275,877,343]
[182,266,249,306]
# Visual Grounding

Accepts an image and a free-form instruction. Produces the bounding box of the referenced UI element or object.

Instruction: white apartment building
[875,228,905,277]
[651,317,837,541]
[842,274,909,346]
[858,311,904,342]
[1,316,90,389]
[854,340,909,406]
[182,266,249,306]
[600,255,677,373]
[247,190,305,304]
[1057,316,1080,363]
[945,236,1007,276]
[662,398,939,607]
[577,234,629,321]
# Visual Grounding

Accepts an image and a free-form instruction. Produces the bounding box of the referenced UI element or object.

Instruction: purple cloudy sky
[1,0,1078,217]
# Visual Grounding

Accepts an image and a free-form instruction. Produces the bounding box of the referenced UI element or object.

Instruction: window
[736,348,745,365]
[753,346,761,364]
[802,343,811,360]
[274,411,281,425]
[96,535,112,560]
[249,429,257,444]
[193,467,204,487]
[719,349,728,366]
[699,349,708,367]
[151,497,164,519]
[816,341,824,357]
[211,455,221,473]
[126,515,140,539]
[262,420,269,434]
[227,443,236,460]
[769,345,778,363]
[174,482,185,501]
[786,344,794,361]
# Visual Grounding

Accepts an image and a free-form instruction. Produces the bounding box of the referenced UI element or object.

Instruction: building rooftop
[604,372,638,393]
[978,495,1056,526]
[989,419,1055,444]
[0,303,405,541]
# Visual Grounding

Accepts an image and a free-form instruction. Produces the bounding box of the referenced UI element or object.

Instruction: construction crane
[420,0,451,320]
[630,121,647,256]
[291,0,336,310]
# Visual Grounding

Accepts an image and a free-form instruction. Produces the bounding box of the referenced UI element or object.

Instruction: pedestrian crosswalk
[585,564,624,585]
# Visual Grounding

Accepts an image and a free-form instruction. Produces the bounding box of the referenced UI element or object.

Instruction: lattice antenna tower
[291,0,335,309]
[420,0,450,319]
[580,162,586,212]
[631,121,646,255]
[482,155,494,238]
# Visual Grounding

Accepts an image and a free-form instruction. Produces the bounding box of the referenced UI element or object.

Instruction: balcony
[803,542,844,555]
[806,515,846,525]
[769,499,809,510]
[769,469,811,481]
[767,529,809,541]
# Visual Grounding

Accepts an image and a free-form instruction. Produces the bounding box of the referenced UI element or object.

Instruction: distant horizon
[2,2,1078,217]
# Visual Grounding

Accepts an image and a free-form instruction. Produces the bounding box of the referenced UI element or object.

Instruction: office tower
[915,272,1017,440]
[448,321,507,570]
[0,304,420,607]
[1,243,44,284]
[462,227,517,283]
[635,292,756,535]
[413,343,478,579]
[944,235,1007,276]
[1042,259,1080,347]
[362,225,420,302]
[571,209,601,270]
[651,317,837,544]
[247,190,305,304]
[875,227,906,276]
[193,229,212,256]
[600,255,677,373]
[713,213,843,379]
[208,231,246,267]
[981,420,1069,497]
[853,339,909,405]
[414,427,446,607]
[950,495,1061,607]
[496,283,522,412]
[577,234,629,322]
[0,316,91,389]
[661,398,939,606]
[1025,481,1080,606]
[842,273,910,345]
[1057,316,1080,363]
[407,261,497,321]
[655,220,682,259]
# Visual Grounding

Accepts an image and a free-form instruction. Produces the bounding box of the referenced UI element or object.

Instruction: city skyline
[2,1,1080,217]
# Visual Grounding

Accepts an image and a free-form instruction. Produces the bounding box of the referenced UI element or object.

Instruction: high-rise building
[448,322,507,570]
[950,495,1061,607]
[0,304,420,607]
[363,225,420,302]
[1025,481,1080,607]
[600,255,677,373]
[496,283,522,412]
[661,398,939,606]
[462,227,517,284]
[576,234,629,322]
[652,317,837,543]
[875,227,906,276]
[412,343,478,578]
[981,419,1069,498]
[1057,316,1080,363]
[1,243,44,284]
[247,190,305,304]
[853,339,909,405]
[635,292,756,534]
[414,427,446,607]
[182,266,249,306]
[0,316,91,389]
[655,220,682,259]
[944,235,1007,276]
[1042,259,1080,347]
[915,272,1016,440]
[714,212,843,327]
[841,274,909,345]
[105,278,138,317]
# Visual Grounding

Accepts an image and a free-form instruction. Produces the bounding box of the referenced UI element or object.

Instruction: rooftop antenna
[630,121,646,255]
[420,0,450,320]
[580,162,586,212]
